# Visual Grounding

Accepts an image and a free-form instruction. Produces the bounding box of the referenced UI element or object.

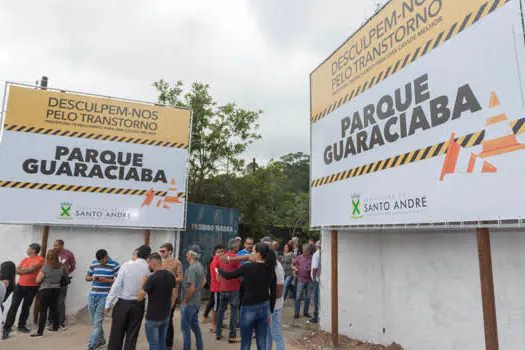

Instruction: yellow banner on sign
[310,0,508,123]
[5,85,191,145]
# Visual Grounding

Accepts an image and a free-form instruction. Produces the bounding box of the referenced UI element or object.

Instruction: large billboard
[310,0,525,228]
[0,85,191,229]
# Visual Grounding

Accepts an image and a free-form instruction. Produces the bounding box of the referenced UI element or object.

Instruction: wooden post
[34,225,50,323]
[144,229,151,246]
[477,227,499,350]
[41,226,50,257]
[331,230,339,347]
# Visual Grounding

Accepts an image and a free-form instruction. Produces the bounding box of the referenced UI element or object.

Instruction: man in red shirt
[215,238,241,343]
[2,243,45,340]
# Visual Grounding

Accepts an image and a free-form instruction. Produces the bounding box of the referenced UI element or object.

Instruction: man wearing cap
[180,245,205,350]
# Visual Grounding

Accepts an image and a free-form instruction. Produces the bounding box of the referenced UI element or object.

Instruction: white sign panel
[310,0,525,227]
[0,85,191,229]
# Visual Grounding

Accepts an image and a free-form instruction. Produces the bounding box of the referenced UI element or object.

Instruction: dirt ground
[0,300,402,350]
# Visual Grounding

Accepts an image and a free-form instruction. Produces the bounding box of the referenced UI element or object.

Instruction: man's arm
[311,252,319,280]
[68,251,77,274]
[171,287,178,307]
[17,261,43,275]
[219,254,250,263]
[105,264,126,314]
[175,261,184,284]
[181,283,195,306]
[137,275,150,302]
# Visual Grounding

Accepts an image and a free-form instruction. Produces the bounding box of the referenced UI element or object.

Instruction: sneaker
[18,326,31,334]
[307,318,318,324]
[228,337,241,343]
[2,329,10,340]
[293,314,299,319]
[30,333,43,338]
[60,324,67,330]
[216,335,223,341]
[304,313,312,318]
[94,338,106,349]
[47,325,59,332]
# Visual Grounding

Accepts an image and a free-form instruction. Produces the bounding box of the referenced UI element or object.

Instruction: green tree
[153,80,262,202]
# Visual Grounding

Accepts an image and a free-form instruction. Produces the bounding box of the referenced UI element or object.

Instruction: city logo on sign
[351,193,363,219]
[58,202,73,220]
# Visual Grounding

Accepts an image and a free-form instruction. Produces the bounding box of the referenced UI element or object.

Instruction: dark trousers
[204,292,219,318]
[3,284,38,330]
[166,303,176,347]
[38,288,60,334]
[48,284,67,326]
[108,299,145,350]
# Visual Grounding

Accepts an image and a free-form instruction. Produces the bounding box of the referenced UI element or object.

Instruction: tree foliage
[153,79,262,202]
[154,80,314,242]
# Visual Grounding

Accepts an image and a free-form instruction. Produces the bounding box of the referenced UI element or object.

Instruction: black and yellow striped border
[311,117,525,188]
[3,123,189,149]
[0,180,187,199]
[311,0,511,124]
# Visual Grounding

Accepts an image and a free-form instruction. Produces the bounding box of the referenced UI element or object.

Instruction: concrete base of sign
[319,229,525,349]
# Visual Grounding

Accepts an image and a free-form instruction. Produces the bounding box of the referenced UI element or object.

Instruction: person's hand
[248,254,258,263]
[104,308,110,317]
[268,314,273,327]
[181,300,188,307]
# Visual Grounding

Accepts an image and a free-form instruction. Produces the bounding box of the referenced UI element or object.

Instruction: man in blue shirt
[237,237,254,264]
[85,249,119,350]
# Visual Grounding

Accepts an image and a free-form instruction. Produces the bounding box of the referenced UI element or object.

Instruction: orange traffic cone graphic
[439,133,461,181]
[163,179,182,205]
[477,92,525,158]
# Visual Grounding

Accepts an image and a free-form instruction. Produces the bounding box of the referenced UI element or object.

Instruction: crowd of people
[0,235,321,350]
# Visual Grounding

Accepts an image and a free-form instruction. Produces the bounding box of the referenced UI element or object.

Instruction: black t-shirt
[143,270,176,321]
[219,262,276,313]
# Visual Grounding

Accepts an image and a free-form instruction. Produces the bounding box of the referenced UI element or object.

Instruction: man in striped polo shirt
[86,249,120,350]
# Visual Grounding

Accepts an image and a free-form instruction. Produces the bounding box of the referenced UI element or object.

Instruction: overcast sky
[0,0,383,163]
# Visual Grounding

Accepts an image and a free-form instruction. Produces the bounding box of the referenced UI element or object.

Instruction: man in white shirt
[309,241,321,324]
[105,245,151,350]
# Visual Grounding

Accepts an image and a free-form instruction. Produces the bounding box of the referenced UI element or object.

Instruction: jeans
[266,308,284,350]
[3,284,38,330]
[88,295,107,348]
[283,275,295,300]
[180,304,203,350]
[312,281,320,320]
[216,291,239,338]
[145,318,169,350]
[294,281,311,315]
[240,302,270,350]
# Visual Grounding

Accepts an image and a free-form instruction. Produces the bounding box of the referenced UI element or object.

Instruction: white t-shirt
[274,261,285,311]
[311,250,320,282]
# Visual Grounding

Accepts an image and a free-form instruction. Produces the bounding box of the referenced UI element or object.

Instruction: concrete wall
[320,229,525,349]
[0,224,178,323]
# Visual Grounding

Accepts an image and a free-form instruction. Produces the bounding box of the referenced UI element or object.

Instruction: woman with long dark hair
[32,250,66,337]
[218,242,276,350]
[0,261,16,322]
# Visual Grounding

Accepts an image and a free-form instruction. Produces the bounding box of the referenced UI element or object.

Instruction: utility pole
[252,158,257,172]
